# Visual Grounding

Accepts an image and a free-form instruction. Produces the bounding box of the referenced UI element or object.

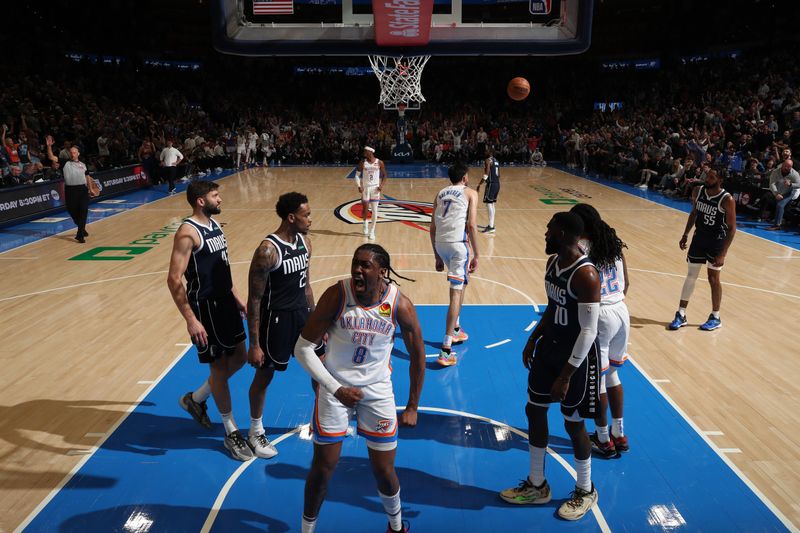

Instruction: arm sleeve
[567,302,600,368]
[294,335,341,394]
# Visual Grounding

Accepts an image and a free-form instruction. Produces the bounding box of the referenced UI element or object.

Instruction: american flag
[253,0,294,14]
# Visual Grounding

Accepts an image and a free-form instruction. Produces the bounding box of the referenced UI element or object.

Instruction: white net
[368,55,431,110]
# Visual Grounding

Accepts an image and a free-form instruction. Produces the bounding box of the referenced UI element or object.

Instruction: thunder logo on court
[334,198,433,232]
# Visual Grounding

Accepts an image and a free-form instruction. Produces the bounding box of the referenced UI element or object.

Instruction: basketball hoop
[368,55,430,111]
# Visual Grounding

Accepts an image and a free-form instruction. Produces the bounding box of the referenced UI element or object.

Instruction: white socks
[442,335,453,352]
[575,457,592,492]
[301,515,317,533]
[371,203,379,233]
[192,380,211,403]
[220,412,237,435]
[612,418,624,438]
[250,417,264,437]
[529,445,546,487]
[596,425,610,444]
[379,490,403,531]
[487,203,496,227]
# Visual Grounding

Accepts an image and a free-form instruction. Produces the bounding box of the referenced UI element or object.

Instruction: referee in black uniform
[63,146,93,243]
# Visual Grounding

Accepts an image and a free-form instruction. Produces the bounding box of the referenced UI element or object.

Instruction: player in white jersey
[571,203,630,457]
[430,162,479,366]
[293,244,425,533]
[355,146,387,240]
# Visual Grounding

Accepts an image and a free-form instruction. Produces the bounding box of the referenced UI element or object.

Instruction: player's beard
[203,204,221,217]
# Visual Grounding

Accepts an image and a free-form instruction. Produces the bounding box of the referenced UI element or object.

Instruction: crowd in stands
[1,49,798,226]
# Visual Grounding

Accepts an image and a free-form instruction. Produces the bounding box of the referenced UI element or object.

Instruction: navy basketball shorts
[258,307,310,372]
[527,339,600,420]
[687,233,724,265]
[190,293,246,363]
[483,182,500,203]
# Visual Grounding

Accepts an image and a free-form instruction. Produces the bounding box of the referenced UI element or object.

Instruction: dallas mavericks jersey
[183,217,233,300]
[579,239,625,305]
[540,255,596,353]
[262,233,310,311]
[694,186,730,239]
[325,280,399,387]
[363,158,381,188]
[487,156,500,184]
[434,184,469,243]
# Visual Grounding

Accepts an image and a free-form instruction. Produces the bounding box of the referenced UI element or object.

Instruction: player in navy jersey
[246,192,318,459]
[476,148,501,234]
[668,169,737,331]
[500,212,601,521]
[167,180,253,461]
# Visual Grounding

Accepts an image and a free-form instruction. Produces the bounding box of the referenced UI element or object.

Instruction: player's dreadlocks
[356,243,415,285]
[570,203,627,270]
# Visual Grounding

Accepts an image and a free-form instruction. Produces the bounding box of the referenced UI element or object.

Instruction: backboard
[211,0,593,56]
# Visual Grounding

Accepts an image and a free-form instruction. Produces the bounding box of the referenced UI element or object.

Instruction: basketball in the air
[507,77,530,101]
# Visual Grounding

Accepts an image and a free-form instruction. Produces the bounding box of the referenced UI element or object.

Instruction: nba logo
[529,0,551,14]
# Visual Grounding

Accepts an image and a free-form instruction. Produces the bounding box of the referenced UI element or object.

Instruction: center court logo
[334,198,432,232]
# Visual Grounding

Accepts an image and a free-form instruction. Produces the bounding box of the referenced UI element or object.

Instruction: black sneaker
[589,432,618,458]
[480,226,496,234]
[179,392,212,429]
[224,430,255,461]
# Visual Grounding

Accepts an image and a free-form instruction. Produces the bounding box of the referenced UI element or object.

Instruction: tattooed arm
[247,239,279,368]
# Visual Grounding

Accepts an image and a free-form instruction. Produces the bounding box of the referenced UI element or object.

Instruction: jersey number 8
[353,345,368,364]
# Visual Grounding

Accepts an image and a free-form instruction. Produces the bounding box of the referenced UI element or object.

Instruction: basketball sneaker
[248,432,278,459]
[480,226,496,234]
[589,432,617,458]
[557,484,598,521]
[611,434,629,453]
[363,222,369,235]
[452,329,469,344]
[224,430,255,461]
[179,392,212,429]
[437,350,457,367]
[499,478,551,505]
[667,311,687,330]
[369,230,376,241]
[386,520,410,533]
[699,314,721,331]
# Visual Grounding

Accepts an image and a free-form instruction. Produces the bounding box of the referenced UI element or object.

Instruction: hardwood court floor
[0,166,798,531]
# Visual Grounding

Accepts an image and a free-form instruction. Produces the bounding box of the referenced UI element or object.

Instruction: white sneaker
[557,484,598,521]
[363,223,369,235]
[248,432,278,459]
[368,231,376,241]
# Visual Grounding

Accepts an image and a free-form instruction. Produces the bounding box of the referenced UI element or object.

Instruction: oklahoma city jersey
[434,184,469,243]
[363,158,382,189]
[579,239,625,305]
[325,280,399,387]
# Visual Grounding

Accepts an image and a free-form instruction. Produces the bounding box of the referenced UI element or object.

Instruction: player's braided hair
[355,243,415,285]
[570,203,627,270]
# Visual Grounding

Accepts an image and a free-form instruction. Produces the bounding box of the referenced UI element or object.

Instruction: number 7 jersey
[325,280,399,387]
